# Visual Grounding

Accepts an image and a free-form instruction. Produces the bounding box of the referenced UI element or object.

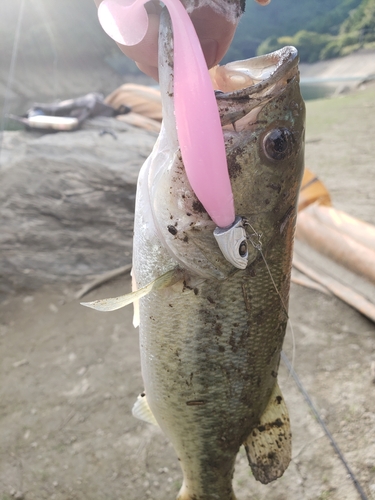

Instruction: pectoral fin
[244,382,291,484]
[81,268,183,312]
[132,393,159,427]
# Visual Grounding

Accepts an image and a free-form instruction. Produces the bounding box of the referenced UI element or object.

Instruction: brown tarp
[295,168,375,321]
[105,83,162,122]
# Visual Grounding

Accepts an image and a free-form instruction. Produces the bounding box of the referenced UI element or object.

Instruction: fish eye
[239,240,247,257]
[263,127,294,161]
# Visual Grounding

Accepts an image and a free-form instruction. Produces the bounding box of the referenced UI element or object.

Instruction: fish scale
[137,218,293,499]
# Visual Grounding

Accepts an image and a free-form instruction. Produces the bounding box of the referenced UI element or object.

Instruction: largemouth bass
[84,13,305,500]
[134,30,305,500]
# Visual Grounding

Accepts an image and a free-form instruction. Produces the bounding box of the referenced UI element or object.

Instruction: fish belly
[138,247,289,499]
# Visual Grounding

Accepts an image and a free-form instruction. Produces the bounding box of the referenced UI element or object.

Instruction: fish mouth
[212,47,300,126]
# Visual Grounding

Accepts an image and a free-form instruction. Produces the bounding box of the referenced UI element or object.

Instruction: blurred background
[1,2,375,500]
[1,0,375,121]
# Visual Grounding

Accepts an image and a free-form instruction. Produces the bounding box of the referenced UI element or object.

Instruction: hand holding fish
[94,0,270,80]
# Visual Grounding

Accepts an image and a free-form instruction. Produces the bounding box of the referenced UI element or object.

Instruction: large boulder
[0,118,157,292]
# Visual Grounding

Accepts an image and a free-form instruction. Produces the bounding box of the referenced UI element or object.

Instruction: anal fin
[132,393,159,427]
[244,382,291,484]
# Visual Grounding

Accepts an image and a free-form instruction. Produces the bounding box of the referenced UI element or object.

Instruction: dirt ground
[1,83,375,500]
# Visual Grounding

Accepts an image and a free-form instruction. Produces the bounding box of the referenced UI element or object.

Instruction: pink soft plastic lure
[98,0,235,228]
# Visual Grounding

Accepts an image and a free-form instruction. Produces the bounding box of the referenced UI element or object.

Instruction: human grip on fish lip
[98,0,250,269]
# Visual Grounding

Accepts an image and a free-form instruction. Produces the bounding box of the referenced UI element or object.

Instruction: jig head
[214,217,248,269]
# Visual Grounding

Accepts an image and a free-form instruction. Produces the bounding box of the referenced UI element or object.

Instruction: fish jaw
[181,0,244,21]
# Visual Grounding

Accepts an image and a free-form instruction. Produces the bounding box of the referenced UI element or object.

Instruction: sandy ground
[1,83,375,500]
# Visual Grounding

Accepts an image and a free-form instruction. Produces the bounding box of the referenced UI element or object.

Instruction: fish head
[147,26,305,280]
[217,47,306,260]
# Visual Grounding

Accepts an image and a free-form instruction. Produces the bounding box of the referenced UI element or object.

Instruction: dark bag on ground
[8,92,130,132]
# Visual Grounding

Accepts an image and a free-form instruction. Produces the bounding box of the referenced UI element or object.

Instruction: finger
[117,11,160,78]
[94,0,239,78]
[95,0,160,80]
[136,61,159,80]
[190,6,238,67]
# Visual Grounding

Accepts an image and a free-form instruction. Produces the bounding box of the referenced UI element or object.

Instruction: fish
[83,11,305,500]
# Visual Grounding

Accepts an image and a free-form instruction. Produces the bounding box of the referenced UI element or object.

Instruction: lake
[300,77,366,100]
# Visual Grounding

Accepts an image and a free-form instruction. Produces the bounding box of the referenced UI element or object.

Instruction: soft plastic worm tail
[98,0,235,228]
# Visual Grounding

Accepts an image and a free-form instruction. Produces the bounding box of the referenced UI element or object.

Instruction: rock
[0,117,157,291]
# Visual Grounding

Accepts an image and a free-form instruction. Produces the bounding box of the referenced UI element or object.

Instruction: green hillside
[334,0,375,55]
[226,0,375,63]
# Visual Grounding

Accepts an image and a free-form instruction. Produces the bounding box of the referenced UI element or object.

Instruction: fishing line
[281,352,369,500]
[0,0,25,163]
[245,219,368,499]
[244,219,296,374]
